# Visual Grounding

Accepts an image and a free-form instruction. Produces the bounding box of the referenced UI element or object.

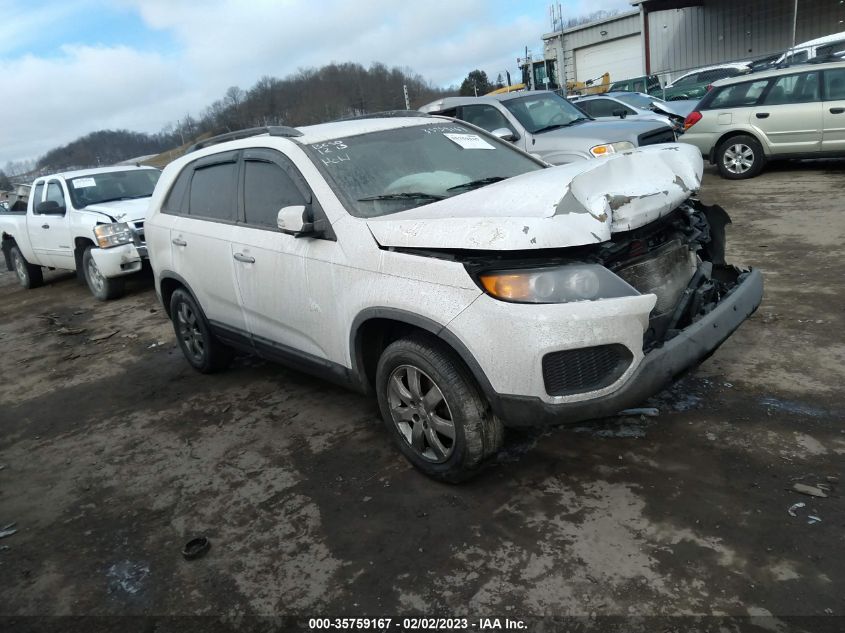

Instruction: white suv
[145,118,763,481]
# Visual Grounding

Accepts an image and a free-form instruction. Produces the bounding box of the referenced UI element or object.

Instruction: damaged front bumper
[487,267,763,427]
[89,243,147,278]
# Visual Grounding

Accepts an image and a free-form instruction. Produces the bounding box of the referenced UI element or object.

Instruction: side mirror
[277,204,333,239]
[491,127,518,142]
[612,109,628,119]
[277,205,312,236]
[36,200,66,215]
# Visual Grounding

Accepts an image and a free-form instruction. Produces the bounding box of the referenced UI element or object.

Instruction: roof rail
[346,110,432,120]
[186,126,303,153]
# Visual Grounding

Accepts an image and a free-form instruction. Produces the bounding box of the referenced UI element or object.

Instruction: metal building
[537,0,845,88]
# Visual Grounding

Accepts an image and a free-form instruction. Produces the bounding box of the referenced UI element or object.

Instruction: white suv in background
[145,118,762,481]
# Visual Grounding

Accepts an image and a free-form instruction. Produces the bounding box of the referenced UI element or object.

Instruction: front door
[231,149,338,361]
[751,70,823,154]
[44,180,75,269]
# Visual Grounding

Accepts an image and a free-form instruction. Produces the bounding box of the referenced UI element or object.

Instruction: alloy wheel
[176,301,205,363]
[86,257,105,294]
[387,364,456,463]
[723,143,754,174]
[13,251,26,283]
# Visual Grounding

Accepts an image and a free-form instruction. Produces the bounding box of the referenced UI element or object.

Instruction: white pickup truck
[0,166,160,299]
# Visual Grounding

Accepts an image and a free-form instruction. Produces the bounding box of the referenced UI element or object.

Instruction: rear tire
[82,247,125,300]
[375,334,503,483]
[716,134,765,179]
[169,288,233,373]
[10,245,43,289]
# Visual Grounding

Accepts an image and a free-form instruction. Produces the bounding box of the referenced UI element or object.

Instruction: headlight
[93,222,134,248]
[589,141,635,158]
[478,264,639,304]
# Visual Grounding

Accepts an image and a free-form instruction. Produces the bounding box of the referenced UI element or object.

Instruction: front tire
[375,334,503,482]
[82,247,125,300]
[169,288,233,373]
[716,134,765,179]
[10,245,43,289]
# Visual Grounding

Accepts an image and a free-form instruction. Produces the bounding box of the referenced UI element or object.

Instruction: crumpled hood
[366,144,703,251]
[82,197,151,223]
[651,99,698,119]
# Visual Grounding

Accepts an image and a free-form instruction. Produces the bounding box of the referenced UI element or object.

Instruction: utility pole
[791,0,798,47]
[403,84,410,110]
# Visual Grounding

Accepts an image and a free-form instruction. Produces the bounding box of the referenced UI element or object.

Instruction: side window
[460,105,515,134]
[188,162,238,221]
[763,72,820,105]
[824,68,845,100]
[787,49,809,64]
[162,167,192,215]
[672,73,698,87]
[31,182,45,211]
[581,99,622,117]
[708,79,770,109]
[46,181,66,208]
[243,160,306,229]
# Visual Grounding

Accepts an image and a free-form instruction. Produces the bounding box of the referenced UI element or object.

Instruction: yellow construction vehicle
[566,72,611,96]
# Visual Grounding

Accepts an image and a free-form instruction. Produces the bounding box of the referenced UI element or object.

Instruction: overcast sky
[0,0,632,166]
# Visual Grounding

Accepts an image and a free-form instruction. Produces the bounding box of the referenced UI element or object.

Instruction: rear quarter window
[704,79,770,109]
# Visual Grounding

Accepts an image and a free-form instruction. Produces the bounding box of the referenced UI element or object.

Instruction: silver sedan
[572,92,698,133]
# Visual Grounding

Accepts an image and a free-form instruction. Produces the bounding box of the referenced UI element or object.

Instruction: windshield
[67,169,160,208]
[615,93,660,109]
[501,93,590,134]
[308,123,543,217]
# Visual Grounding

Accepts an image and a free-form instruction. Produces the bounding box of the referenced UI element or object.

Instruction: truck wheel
[716,135,765,179]
[82,247,125,300]
[10,245,43,289]
[375,334,503,483]
[169,288,233,373]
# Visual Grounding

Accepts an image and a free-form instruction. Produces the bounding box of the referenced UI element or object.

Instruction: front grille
[638,126,676,146]
[131,221,145,244]
[542,344,633,397]
[616,239,696,317]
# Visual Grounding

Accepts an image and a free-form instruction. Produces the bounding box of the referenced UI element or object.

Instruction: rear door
[165,151,248,335]
[26,181,49,263]
[751,70,823,155]
[821,67,845,153]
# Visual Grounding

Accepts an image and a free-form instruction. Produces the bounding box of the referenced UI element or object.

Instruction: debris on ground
[182,536,211,560]
[788,502,806,517]
[57,326,87,336]
[0,522,18,538]
[618,407,659,417]
[90,330,119,342]
[792,483,828,498]
[807,515,822,525]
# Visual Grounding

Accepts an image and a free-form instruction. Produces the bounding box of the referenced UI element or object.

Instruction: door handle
[830,107,845,114]
[755,112,770,119]
[233,252,255,264]
[41,223,50,229]
[171,238,187,246]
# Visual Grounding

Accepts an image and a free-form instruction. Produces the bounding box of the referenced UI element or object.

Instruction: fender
[349,307,499,406]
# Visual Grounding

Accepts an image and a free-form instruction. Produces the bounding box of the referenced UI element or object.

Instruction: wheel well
[354,318,421,393]
[74,237,95,277]
[1,234,16,271]
[159,276,188,318]
[711,130,763,161]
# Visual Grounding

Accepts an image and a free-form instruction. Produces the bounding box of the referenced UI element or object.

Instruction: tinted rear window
[705,79,770,109]
[189,162,238,221]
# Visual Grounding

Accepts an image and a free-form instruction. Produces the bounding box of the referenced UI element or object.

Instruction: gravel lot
[1,162,843,630]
